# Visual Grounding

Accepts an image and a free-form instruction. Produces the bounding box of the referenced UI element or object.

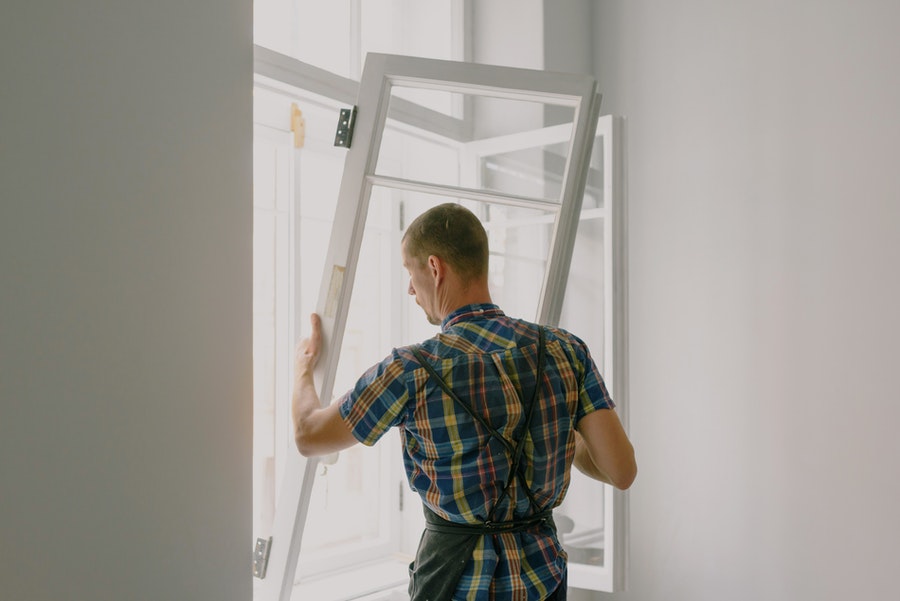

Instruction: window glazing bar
[366,174,563,210]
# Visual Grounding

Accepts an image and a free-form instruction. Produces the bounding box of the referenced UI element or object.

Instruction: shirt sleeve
[575,338,615,421]
[337,349,410,446]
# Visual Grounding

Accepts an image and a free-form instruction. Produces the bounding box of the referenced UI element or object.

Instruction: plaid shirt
[338,304,614,600]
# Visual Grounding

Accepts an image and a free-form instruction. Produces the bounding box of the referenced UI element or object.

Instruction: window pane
[525,135,605,210]
[332,189,399,393]
[365,187,558,323]
[483,203,554,320]
[376,123,462,195]
[376,85,577,202]
[480,146,567,204]
[556,471,606,566]
[298,445,386,553]
[362,0,460,111]
[559,212,606,366]
[255,0,354,77]
[361,0,457,61]
[583,134,606,210]
[297,187,398,576]
[557,202,608,569]
[255,0,459,83]
[253,128,294,543]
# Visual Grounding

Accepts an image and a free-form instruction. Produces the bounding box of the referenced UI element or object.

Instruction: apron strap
[489,326,547,522]
[423,504,554,535]
[410,327,548,523]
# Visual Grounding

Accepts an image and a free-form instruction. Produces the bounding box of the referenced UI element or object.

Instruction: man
[293,203,636,600]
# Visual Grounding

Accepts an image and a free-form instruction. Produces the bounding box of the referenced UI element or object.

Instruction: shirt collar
[441,303,505,331]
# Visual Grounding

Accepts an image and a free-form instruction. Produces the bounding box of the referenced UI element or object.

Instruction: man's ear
[427,255,444,283]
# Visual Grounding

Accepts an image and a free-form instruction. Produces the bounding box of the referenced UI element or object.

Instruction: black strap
[410,327,547,525]
[423,504,554,535]
[491,327,547,521]
[410,503,561,601]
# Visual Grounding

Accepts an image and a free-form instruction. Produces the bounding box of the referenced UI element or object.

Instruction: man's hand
[291,313,358,457]
[295,313,323,381]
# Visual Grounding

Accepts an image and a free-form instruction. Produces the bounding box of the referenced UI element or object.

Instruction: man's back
[338,303,614,599]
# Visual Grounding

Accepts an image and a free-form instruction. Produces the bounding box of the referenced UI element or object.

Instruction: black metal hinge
[334,106,357,148]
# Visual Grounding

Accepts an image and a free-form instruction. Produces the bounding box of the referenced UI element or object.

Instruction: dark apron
[408,328,565,601]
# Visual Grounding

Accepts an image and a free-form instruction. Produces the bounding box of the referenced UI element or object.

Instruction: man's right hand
[295,313,323,380]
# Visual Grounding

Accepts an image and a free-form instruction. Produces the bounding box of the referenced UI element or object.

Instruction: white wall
[0,3,252,600]
[591,1,900,599]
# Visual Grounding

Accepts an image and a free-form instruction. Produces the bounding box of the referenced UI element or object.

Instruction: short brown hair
[402,203,489,281]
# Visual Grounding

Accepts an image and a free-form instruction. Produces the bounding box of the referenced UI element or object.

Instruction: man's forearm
[573,432,615,485]
[292,370,321,449]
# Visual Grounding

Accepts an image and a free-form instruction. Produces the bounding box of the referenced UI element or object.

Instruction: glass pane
[362,1,459,104]
[557,210,607,567]
[480,145,567,204]
[376,85,577,202]
[298,444,385,552]
[297,186,396,571]
[483,203,555,321]
[559,213,606,366]
[362,0,460,112]
[253,129,294,542]
[255,0,354,78]
[333,188,399,393]
[255,0,458,83]
[556,471,606,566]
[297,149,345,318]
[377,122,462,193]
[363,186,558,324]
[583,133,606,210]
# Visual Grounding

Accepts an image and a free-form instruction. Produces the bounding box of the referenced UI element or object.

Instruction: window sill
[292,555,411,601]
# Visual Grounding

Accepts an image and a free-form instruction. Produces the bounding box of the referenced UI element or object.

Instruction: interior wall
[0,3,253,600]
[589,1,900,600]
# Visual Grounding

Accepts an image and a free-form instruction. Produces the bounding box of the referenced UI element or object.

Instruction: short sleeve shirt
[338,304,613,600]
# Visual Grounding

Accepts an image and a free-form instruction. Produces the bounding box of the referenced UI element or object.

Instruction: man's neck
[437,283,492,322]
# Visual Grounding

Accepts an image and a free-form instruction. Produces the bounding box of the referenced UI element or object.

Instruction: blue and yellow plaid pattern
[338,304,614,600]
